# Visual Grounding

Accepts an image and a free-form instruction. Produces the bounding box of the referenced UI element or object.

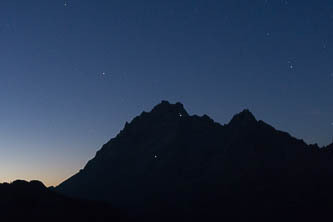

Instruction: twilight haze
[0,0,332,186]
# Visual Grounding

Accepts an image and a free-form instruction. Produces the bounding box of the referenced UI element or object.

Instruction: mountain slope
[56,101,333,221]
[0,180,125,222]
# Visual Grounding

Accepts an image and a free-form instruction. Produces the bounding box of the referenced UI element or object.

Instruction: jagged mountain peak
[151,100,189,117]
[56,101,333,221]
[228,109,257,127]
[120,101,189,136]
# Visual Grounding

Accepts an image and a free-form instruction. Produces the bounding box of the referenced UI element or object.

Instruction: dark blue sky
[0,0,332,185]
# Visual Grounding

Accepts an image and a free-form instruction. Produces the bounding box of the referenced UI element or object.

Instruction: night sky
[0,0,332,186]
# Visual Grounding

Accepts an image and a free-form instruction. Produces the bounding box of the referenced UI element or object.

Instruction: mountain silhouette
[56,101,333,222]
[0,180,125,222]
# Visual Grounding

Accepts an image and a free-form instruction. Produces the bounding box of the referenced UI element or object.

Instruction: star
[179,113,183,117]
[288,61,294,70]
[154,155,158,159]
[64,1,68,7]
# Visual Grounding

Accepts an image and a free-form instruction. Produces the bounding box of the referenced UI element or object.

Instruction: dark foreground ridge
[54,101,333,221]
[0,180,125,222]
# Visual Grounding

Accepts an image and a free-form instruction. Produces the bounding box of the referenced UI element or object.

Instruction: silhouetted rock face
[228,109,257,128]
[57,101,333,222]
[0,180,124,222]
[325,143,333,150]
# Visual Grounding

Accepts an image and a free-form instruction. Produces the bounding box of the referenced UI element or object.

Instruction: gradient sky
[0,0,332,186]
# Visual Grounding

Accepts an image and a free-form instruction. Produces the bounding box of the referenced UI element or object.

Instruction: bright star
[288,61,294,70]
